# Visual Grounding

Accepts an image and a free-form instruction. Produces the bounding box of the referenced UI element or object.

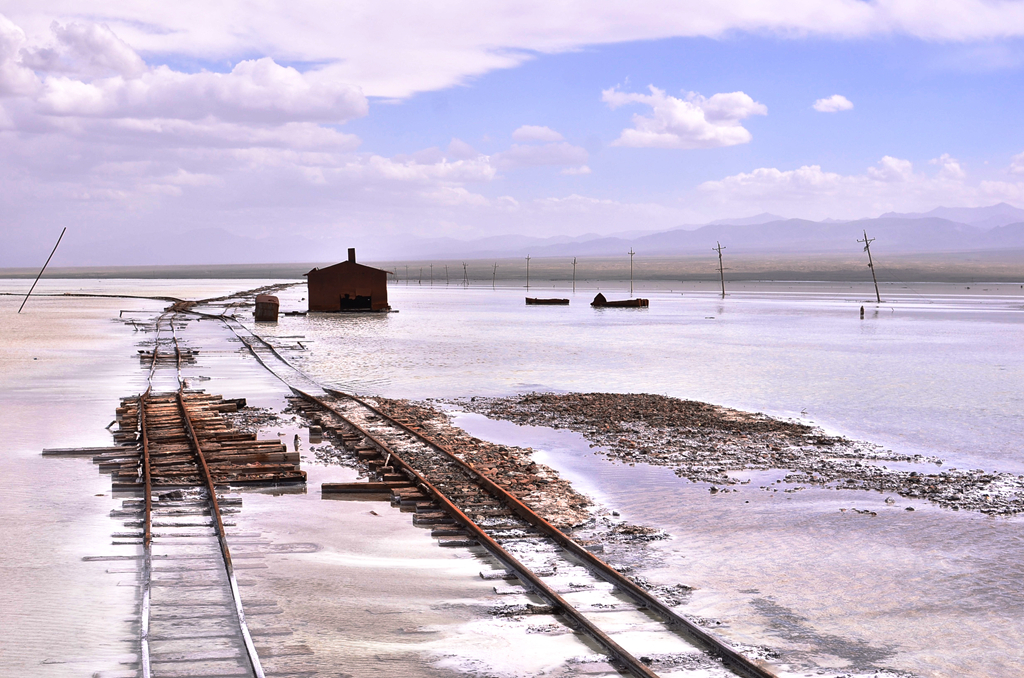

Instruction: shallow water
[252,280,1024,475]
[4,277,1023,677]
[451,412,1024,677]
[0,279,611,677]
[245,279,1024,676]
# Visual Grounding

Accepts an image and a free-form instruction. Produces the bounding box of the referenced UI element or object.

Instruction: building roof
[304,260,387,277]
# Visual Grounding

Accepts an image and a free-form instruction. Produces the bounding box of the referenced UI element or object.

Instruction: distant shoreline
[1,251,1023,283]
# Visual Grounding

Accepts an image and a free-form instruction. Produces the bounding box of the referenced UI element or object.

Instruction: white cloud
[447,138,480,159]
[1011,151,1024,175]
[1,17,368,126]
[494,141,588,168]
[866,155,914,182]
[0,14,39,95]
[512,125,563,142]
[8,3,1024,99]
[930,152,966,180]
[603,85,766,149]
[696,154,1024,220]
[36,58,367,124]
[561,165,591,175]
[813,94,853,112]
[21,21,146,78]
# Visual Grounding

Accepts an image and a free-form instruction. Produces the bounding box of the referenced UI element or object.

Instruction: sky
[3,1,1024,263]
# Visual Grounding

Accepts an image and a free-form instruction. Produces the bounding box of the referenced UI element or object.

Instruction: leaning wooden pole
[18,227,66,313]
[858,230,881,303]
[714,241,726,299]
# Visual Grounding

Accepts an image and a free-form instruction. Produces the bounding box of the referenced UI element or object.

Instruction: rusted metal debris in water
[591,292,649,307]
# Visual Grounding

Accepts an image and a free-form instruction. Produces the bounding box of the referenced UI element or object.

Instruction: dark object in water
[305,247,390,312]
[526,297,570,305]
[591,293,649,308]
[284,310,307,316]
[255,294,280,321]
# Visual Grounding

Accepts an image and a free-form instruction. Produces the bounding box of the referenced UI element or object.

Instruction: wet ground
[5,278,1024,678]
[452,392,1024,516]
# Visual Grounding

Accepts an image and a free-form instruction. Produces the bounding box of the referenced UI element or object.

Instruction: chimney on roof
[348,247,356,263]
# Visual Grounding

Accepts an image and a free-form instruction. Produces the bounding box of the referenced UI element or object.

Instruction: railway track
[221,316,778,678]
[65,313,308,678]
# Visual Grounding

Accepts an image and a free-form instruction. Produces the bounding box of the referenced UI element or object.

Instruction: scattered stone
[454,392,1024,516]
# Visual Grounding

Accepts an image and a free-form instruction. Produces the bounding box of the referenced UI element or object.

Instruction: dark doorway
[339,294,372,310]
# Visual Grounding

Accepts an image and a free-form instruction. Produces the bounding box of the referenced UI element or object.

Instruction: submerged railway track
[47,294,779,677]
[56,312,308,678]
[218,314,778,678]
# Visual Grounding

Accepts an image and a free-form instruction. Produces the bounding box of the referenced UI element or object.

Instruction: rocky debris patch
[731,645,782,663]
[636,652,722,670]
[369,398,675,574]
[456,392,1024,516]
[372,397,594,529]
[222,405,284,434]
[784,463,1024,516]
[311,443,358,467]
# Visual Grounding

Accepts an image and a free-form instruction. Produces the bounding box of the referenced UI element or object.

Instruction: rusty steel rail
[137,314,166,678]
[176,388,266,678]
[303,390,660,678]
[138,390,153,678]
[136,312,265,678]
[215,317,776,678]
[322,388,777,678]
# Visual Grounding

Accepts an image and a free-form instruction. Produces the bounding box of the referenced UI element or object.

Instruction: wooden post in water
[572,257,577,294]
[525,254,531,290]
[430,264,433,286]
[713,241,726,299]
[857,230,881,303]
[492,263,497,289]
[18,227,66,313]
[444,265,449,285]
[463,262,468,287]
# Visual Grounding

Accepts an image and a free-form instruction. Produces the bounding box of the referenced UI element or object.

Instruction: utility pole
[525,254,531,290]
[418,268,422,285]
[628,248,635,297]
[430,264,433,286]
[713,241,726,299]
[858,230,881,303]
[572,257,577,294]
[492,263,498,289]
[405,265,409,285]
[19,227,66,313]
[444,265,449,285]
[462,262,468,286]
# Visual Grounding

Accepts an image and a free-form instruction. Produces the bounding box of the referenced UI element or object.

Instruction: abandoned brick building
[305,248,390,312]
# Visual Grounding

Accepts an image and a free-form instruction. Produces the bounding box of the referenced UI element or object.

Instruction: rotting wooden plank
[43,446,132,457]
[321,482,393,493]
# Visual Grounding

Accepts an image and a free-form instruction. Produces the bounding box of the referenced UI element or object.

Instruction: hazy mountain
[708,212,787,226]
[878,203,1024,229]
[6,205,1024,268]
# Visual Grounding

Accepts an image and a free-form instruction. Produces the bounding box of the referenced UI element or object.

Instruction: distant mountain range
[377,203,1024,261]
[5,204,1024,268]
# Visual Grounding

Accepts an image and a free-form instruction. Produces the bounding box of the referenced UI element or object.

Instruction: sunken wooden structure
[526,297,569,305]
[305,248,390,312]
[591,292,649,308]
[254,293,280,321]
[99,392,305,489]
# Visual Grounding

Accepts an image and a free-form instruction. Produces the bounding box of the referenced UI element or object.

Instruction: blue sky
[2,2,1024,263]
[350,34,1024,202]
